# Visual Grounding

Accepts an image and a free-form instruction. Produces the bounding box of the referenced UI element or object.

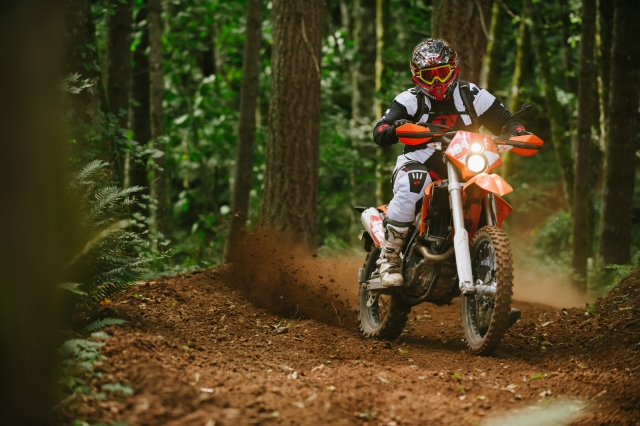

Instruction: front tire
[358,247,411,340]
[461,226,513,355]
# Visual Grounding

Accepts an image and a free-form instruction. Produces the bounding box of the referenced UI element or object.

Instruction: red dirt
[55,250,640,425]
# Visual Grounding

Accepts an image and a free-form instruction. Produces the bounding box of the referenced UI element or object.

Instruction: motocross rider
[373,38,528,289]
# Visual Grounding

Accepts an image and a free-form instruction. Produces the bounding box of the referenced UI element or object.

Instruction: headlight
[470,141,484,153]
[466,154,488,173]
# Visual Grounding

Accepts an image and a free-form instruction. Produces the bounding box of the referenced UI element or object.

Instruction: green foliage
[101,383,133,396]
[61,339,105,363]
[82,318,128,334]
[60,73,94,94]
[58,333,134,417]
[532,212,572,262]
[63,160,163,315]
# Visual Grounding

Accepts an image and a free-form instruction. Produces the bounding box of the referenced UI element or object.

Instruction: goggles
[414,63,455,85]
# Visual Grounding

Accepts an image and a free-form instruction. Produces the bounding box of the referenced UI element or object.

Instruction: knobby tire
[461,226,513,355]
[358,247,411,340]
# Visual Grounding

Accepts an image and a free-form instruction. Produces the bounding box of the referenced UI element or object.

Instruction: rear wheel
[461,226,513,355]
[358,247,411,340]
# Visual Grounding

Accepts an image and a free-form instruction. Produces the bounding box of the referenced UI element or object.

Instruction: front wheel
[461,226,514,355]
[358,247,411,340]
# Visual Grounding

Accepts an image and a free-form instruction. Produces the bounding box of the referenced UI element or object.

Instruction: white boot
[376,223,409,287]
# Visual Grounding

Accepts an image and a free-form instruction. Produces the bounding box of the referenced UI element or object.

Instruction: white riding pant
[386,159,432,224]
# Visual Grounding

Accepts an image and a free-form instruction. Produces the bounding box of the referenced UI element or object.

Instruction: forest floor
[57,241,640,426]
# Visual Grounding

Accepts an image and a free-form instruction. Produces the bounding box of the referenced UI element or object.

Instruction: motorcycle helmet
[410,38,459,101]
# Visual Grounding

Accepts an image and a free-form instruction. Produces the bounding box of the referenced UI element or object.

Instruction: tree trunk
[502,0,531,179]
[571,0,596,290]
[224,0,263,263]
[63,0,109,147]
[480,2,507,93]
[432,0,493,83]
[0,1,75,423]
[339,0,351,39]
[375,0,393,206]
[148,0,168,237]
[105,0,133,182]
[598,0,640,266]
[597,0,614,140]
[129,2,151,193]
[352,0,376,123]
[529,0,574,204]
[559,0,577,94]
[260,0,323,250]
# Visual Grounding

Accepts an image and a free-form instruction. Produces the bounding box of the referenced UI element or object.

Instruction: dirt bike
[355,104,543,355]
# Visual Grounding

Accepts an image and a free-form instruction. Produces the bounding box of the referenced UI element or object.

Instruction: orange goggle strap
[419,180,441,236]
[414,64,455,85]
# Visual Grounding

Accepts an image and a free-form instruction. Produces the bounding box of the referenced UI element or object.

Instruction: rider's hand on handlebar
[512,128,531,137]
[393,119,411,129]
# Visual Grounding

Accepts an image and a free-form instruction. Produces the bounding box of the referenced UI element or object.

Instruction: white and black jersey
[373,81,524,166]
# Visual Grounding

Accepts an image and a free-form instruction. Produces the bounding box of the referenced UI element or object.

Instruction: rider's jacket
[373,81,524,167]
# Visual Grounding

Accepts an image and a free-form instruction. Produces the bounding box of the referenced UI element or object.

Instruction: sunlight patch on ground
[483,400,588,426]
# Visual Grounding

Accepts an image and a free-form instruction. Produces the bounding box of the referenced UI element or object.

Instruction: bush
[532,212,572,263]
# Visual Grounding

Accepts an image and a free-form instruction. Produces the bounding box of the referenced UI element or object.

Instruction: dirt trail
[57,249,640,425]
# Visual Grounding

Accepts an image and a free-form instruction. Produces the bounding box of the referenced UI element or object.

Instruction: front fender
[463,173,513,196]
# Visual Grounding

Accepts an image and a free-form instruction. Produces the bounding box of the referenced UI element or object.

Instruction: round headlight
[470,142,484,153]
[466,154,488,173]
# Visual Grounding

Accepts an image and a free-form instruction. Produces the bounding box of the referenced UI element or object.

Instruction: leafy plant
[62,160,163,318]
[82,318,128,334]
[101,383,133,396]
[532,212,572,262]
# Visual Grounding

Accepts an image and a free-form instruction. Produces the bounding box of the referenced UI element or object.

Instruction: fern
[62,161,165,320]
[59,282,87,296]
[90,186,144,220]
[82,318,128,334]
[69,160,109,190]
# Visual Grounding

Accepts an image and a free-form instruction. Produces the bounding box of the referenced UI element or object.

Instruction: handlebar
[397,128,540,151]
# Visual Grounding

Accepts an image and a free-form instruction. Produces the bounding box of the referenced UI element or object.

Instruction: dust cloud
[219,228,591,329]
[219,231,362,330]
[511,254,592,309]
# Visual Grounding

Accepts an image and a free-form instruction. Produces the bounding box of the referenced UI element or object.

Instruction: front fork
[447,161,476,295]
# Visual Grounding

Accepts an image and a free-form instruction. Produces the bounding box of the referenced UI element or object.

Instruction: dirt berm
[56,249,640,425]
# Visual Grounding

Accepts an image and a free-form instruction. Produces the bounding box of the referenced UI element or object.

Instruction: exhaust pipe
[416,244,455,263]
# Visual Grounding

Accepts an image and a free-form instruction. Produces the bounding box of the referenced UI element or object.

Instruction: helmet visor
[416,64,455,85]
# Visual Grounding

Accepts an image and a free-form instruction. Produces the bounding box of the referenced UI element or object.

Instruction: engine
[403,180,456,302]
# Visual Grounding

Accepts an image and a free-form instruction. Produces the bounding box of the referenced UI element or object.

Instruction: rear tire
[358,247,411,340]
[461,226,513,355]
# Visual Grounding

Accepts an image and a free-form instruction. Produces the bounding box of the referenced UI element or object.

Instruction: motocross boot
[376,223,410,287]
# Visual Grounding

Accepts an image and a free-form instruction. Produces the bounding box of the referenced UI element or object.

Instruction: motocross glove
[393,119,411,129]
[512,127,531,137]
